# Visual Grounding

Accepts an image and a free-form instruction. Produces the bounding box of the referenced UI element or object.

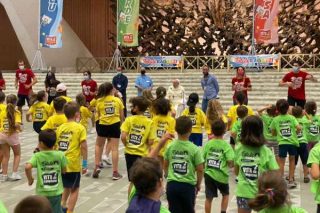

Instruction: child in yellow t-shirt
[76,93,92,131]
[152,98,176,164]
[181,93,206,146]
[48,83,73,116]
[93,82,124,180]
[121,96,156,195]
[27,90,50,133]
[0,94,22,181]
[142,89,154,119]
[41,97,67,131]
[56,102,88,213]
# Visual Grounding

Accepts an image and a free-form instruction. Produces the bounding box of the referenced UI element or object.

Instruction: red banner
[254,0,279,44]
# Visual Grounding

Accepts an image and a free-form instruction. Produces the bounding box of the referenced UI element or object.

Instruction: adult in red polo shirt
[232,66,252,105]
[81,70,97,103]
[279,62,317,108]
[15,60,38,118]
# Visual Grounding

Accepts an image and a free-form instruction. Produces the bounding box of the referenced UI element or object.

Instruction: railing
[76,54,320,72]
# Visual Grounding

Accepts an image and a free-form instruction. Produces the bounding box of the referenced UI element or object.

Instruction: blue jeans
[202,98,209,112]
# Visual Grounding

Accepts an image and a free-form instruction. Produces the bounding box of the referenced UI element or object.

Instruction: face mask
[293,66,299,73]
[141,71,146,75]
[84,75,89,80]
[19,65,25,70]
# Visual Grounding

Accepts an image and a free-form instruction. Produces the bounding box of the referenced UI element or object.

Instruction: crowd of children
[1,71,320,213]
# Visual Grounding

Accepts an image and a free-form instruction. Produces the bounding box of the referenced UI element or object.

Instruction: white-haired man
[167,79,185,117]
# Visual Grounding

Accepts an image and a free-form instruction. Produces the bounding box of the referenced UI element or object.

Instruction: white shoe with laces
[10,172,22,181]
[0,174,8,182]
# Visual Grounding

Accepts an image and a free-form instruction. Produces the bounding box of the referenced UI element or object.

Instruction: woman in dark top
[44,71,60,104]
[0,71,6,91]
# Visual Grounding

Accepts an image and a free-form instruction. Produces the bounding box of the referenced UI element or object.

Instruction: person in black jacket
[112,66,128,116]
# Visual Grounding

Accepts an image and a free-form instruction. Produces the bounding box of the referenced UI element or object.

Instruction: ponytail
[189,105,195,113]
[248,190,274,211]
[7,103,16,132]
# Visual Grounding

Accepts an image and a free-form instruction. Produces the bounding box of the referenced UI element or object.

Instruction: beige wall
[0,0,93,71]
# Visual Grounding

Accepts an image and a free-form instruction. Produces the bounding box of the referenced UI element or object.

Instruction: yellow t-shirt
[121,115,156,156]
[0,104,6,115]
[152,115,176,156]
[49,96,73,115]
[28,101,50,122]
[143,107,153,119]
[80,106,92,130]
[56,121,86,172]
[227,104,254,128]
[41,114,68,131]
[0,109,21,133]
[89,98,99,122]
[181,107,206,134]
[96,96,124,125]
[205,114,228,135]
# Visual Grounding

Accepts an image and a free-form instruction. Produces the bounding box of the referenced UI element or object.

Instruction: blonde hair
[6,94,18,132]
[206,99,225,124]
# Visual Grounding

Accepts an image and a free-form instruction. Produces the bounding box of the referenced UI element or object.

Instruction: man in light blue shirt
[135,68,153,96]
[201,65,219,112]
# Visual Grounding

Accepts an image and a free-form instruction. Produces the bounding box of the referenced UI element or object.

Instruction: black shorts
[287,96,306,108]
[295,143,309,165]
[204,174,229,199]
[62,172,81,188]
[125,154,142,181]
[96,122,121,138]
[17,94,30,107]
[279,144,298,158]
[33,121,46,133]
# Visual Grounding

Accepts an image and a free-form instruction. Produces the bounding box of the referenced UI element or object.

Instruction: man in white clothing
[167,79,185,117]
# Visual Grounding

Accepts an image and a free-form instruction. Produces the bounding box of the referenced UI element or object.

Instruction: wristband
[82,160,88,168]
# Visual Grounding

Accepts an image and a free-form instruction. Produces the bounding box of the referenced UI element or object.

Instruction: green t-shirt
[235,144,279,199]
[0,201,8,213]
[261,114,276,141]
[296,117,309,144]
[258,205,307,213]
[305,115,320,142]
[307,144,320,203]
[270,114,299,146]
[231,120,242,145]
[128,186,170,213]
[203,139,234,184]
[164,140,204,185]
[29,150,67,197]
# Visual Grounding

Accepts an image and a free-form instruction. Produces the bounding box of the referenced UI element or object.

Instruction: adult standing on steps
[113,66,128,117]
[279,62,317,108]
[44,69,60,104]
[232,66,252,105]
[15,60,38,121]
[135,67,153,96]
[167,79,186,117]
[201,65,219,112]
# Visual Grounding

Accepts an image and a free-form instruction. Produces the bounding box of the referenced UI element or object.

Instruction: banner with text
[140,56,183,68]
[40,0,63,48]
[229,55,280,68]
[254,0,279,44]
[118,0,140,47]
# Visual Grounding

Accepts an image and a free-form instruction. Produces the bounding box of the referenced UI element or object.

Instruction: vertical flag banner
[40,0,63,48]
[118,0,140,47]
[254,0,279,44]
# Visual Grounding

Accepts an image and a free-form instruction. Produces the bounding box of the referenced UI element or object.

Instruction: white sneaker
[90,128,96,134]
[10,172,22,181]
[0,174,8,182]
[102,155,112,167]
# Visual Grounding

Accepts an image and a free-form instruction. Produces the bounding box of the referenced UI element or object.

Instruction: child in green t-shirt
[248,170,307,213]
[25,129,67,213]
[270,99,300,189]
[258,104,279,164]
[292,106,310,183]
[304,101,320,151]
[235,115,279,213]
[307,143,320,212]
[164,116,204,213]
[231,105,248,148]
[203,119,234,213]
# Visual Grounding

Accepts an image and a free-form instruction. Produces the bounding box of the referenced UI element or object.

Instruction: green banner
[117,0,140,47]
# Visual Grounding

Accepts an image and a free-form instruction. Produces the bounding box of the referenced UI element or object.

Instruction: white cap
[56,83,67,92]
